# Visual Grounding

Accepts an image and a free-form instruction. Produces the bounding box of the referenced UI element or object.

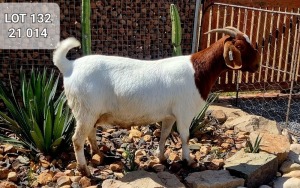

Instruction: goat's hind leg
[155,117,176,162]
[72,117,97,177]
[88,127,99,155]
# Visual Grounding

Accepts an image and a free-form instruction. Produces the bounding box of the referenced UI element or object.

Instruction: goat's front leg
[72,120,94,177]
[176,118,193,165]
[155,117,176,162]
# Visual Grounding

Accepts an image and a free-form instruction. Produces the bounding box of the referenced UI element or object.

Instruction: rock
[143,135,151,142]
[147,156,160,167]
[224,150,278,188]
[282,170,300,178]
[40,159,51,168]
[0,181,17,188]
[0,168,9,179]
[91,153,104,166]
[257,116,281,135]
[200,145,210,156]
[129,129,143,138]
[152,164,165,172]
[102,170,184,188]
[0,154,3,161]
[288,144,300,163]
[114,172,124,179]
[185,170,244,188]
[64,170,75,176]
[230,115,259,132]
[70,176,81,183]
[52,172,65,181]
[4,145,16,153]
[224,114,281,135]
[37,171,54,185]
[250,131,290,165]
[221,143,231,149]
[16,156,30,164]
[211,158,225,168]
[280,160,300,173]
[60,185,71,188]
[153,129,161,137]
[57,176,71,186]
[109,162,123,172]
[189,143,202,150]
[79,176,91,187]
[66,162,77,169]
[168,152,180,162]
[273,177,300,188]
[210,110,227,124]
[7,172,18,182]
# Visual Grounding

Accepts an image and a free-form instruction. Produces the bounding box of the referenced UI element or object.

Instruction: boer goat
[53,27,260,176]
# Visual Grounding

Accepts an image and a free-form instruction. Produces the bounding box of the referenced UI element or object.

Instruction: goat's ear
[223,41,242,69]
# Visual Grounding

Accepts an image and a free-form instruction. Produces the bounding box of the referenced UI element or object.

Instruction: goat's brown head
[205,27,260,73]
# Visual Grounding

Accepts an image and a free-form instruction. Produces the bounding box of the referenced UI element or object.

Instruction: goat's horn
[225,27,244,34]
[205,28,237,38]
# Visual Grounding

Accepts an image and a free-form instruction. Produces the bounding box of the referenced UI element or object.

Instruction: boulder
[249,131,290,165]
[210,110,227,124]
[185,170,244,188]
[288,144,300,163]
[102,170,184,188]
[224,150,278,188]
[273,177,300,188]
[280,160,300,173]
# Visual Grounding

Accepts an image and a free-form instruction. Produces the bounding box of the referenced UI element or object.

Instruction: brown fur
[191,35,259,100]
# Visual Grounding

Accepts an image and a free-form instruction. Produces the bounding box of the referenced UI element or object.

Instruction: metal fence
[193,1,300,131]
[1,1,300,132]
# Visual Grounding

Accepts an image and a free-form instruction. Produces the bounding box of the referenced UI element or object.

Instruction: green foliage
[170,4,182,56]
[189,93,220,135]
[122,146,138,173]
[244,134,262,153]
[0,69,74,155]
[82,0,91,55]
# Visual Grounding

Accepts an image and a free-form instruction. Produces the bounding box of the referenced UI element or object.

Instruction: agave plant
[189,93,220,135]
[244,134,262,153]
[0,69,74,155]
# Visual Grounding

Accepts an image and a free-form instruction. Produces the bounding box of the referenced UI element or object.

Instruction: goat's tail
[53,37,81,74]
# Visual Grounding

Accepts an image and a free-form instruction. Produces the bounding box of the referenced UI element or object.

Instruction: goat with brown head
[191,27,260,100]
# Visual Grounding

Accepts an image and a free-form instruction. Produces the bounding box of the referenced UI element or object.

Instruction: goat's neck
[190,39,227,100]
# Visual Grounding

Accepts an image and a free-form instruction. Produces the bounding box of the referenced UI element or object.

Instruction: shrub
[189,93,220,135]
[0,69,74,155]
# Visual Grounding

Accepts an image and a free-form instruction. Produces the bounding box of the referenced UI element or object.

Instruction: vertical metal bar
[230,7,236,83]
[295,9,300,81]
[264,9,274,83]
[223,6,228,84]
[285,27,299,128]
[283,9,293,81]
[259,9,268,82]
[192,0,202,53]
[271,9,280,82]
[207,7,213,47]
[243,9,249,83]
[254,9,262,83]
[216,5,220,42]
[289,16,299,81]
[277,8,286,82]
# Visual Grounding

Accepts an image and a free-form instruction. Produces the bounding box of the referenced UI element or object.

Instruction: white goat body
[53,28,259,176]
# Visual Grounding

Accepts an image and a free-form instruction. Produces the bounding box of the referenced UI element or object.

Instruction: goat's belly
[96,112,171,128]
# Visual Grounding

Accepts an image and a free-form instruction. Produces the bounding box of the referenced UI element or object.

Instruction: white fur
[53,37,206,176]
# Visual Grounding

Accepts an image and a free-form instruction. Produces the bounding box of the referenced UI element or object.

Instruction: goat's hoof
[77,165,91,177]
